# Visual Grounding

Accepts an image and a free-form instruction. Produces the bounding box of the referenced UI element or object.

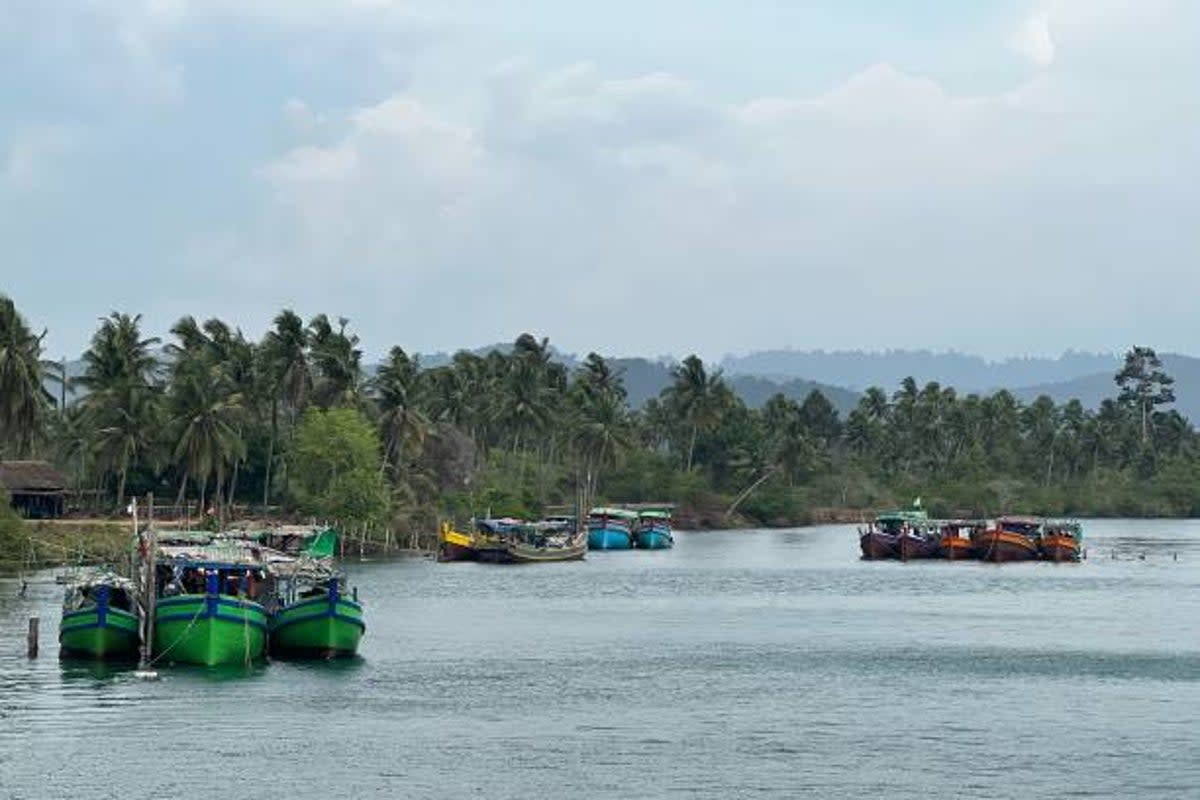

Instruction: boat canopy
[638,509,672,520]
[589,507,639,520]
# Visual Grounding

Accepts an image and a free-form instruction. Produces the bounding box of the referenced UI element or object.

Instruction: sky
[2,1,1198,362]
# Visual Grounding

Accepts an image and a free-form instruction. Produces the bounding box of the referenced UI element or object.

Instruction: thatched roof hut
[0,460,66,518]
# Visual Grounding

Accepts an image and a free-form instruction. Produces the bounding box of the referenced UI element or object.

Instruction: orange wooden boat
[938,520,985,560]
[973,516,1041,562]
[1040,521,1083,562]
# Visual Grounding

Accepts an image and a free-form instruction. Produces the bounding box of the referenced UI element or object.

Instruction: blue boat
[634,509,674,550]
[587,508,637,550]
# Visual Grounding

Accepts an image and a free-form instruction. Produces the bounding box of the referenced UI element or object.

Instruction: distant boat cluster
[58,526,365,667]
[859,508,1084,563]
[438,506,674,563]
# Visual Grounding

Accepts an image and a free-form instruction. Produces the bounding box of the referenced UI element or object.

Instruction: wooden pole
[141,495,157,670]
[27,617,39,659]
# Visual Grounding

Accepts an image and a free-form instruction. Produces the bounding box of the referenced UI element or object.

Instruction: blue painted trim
[59,620,140,638]
[278,596,364,615]
[61,607,139,627]
[271,608,366,634]
[156,595,266,614]
[156,612,269,634]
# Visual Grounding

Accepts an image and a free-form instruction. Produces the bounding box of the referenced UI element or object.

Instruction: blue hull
[634,529,674,550]
[588,527,633,550]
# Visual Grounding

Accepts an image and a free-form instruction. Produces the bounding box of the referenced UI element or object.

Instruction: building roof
[0,461,67,492]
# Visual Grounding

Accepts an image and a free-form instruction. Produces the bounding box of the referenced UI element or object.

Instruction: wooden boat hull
[974,531,1039,563]
[271,594,365,658]
[634,527,674,550]
[437,529,477,562]
[479,535,587,563]
[1040,534,1081,562]
[897,534,940,560]
[939,537,975,561]
[154,594,268,666]
[59,605,140,660]
[588,526,633,550]
[859,531,898,560]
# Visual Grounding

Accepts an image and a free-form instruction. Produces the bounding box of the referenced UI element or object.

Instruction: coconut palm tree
[308,314,363,409]
[77,313,162,508]
[664,355,725,472]
[373,347,431,476]
[260,309,312,505]
[0,295,53,456]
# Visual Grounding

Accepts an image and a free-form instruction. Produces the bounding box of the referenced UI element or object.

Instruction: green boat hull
[154,595,268,666]
[271,596,365,657]
[59,606,140,659]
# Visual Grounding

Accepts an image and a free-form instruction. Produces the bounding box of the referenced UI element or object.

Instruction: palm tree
[165,318,248,516]
[169,361,245,515]
[77,313,162,509]
[309,314,363,408]
[0,295,53,456]
[260,309,312,505]
[373,347,431,476]
[664,355,724,472]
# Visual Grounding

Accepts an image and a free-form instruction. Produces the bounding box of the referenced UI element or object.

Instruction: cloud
[1010,11,1056,67]
[3,126,76,190]
[6,0,1200,359]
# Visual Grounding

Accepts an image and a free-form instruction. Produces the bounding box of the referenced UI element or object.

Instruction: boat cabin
[997,516,1044,537]
[63,573,137,614]
[156,560,269,603]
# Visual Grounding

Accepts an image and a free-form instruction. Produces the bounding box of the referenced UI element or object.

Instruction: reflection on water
[3,519,1200,799]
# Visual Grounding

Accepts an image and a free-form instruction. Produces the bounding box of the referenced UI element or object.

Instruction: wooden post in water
[27,617,39,659]
[140,495,157,672]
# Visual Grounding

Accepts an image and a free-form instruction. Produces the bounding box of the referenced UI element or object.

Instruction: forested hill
[416,347,859,414]
[1013,354,1200,422]
[609,359,858,414]
[720,349,1120,393]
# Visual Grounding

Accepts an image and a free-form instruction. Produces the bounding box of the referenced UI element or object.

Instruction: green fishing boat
[270,571,365,658]
[152,541,270,666]
[59,572,140,660]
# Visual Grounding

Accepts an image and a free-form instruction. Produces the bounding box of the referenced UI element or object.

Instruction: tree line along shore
[1,293,1196,570]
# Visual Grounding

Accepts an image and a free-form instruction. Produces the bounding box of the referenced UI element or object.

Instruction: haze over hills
[720,349,1121,393]
[1012,354,1200,421]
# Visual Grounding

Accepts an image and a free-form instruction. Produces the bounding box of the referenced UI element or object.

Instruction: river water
[2,520,1199,799]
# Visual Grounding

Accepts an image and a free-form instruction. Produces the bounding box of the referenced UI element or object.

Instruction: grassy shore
[0,520,135,575]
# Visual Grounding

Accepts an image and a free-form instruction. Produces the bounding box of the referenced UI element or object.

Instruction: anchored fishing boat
[859,505,929,560]
[937,519,985,560]
[59,571,140,660]
[269,560,365,658]
[474,518,587,563]
[1040,520,1083,562]
[152,538,273,666]
[974,516,1042,563]
[897,522,940,560]
[587,507,637,550]
[634,509,674,550]
[437,521,477,562]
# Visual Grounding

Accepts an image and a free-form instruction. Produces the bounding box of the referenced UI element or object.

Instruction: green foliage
[0,491,30,571]
[0,295,53,457]
[6,289,1199,534]
[289,407,390,524]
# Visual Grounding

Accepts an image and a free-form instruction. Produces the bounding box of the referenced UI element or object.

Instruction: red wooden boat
[973,516,1042,562]
[897,529,940,560]
[859,507,928,560]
